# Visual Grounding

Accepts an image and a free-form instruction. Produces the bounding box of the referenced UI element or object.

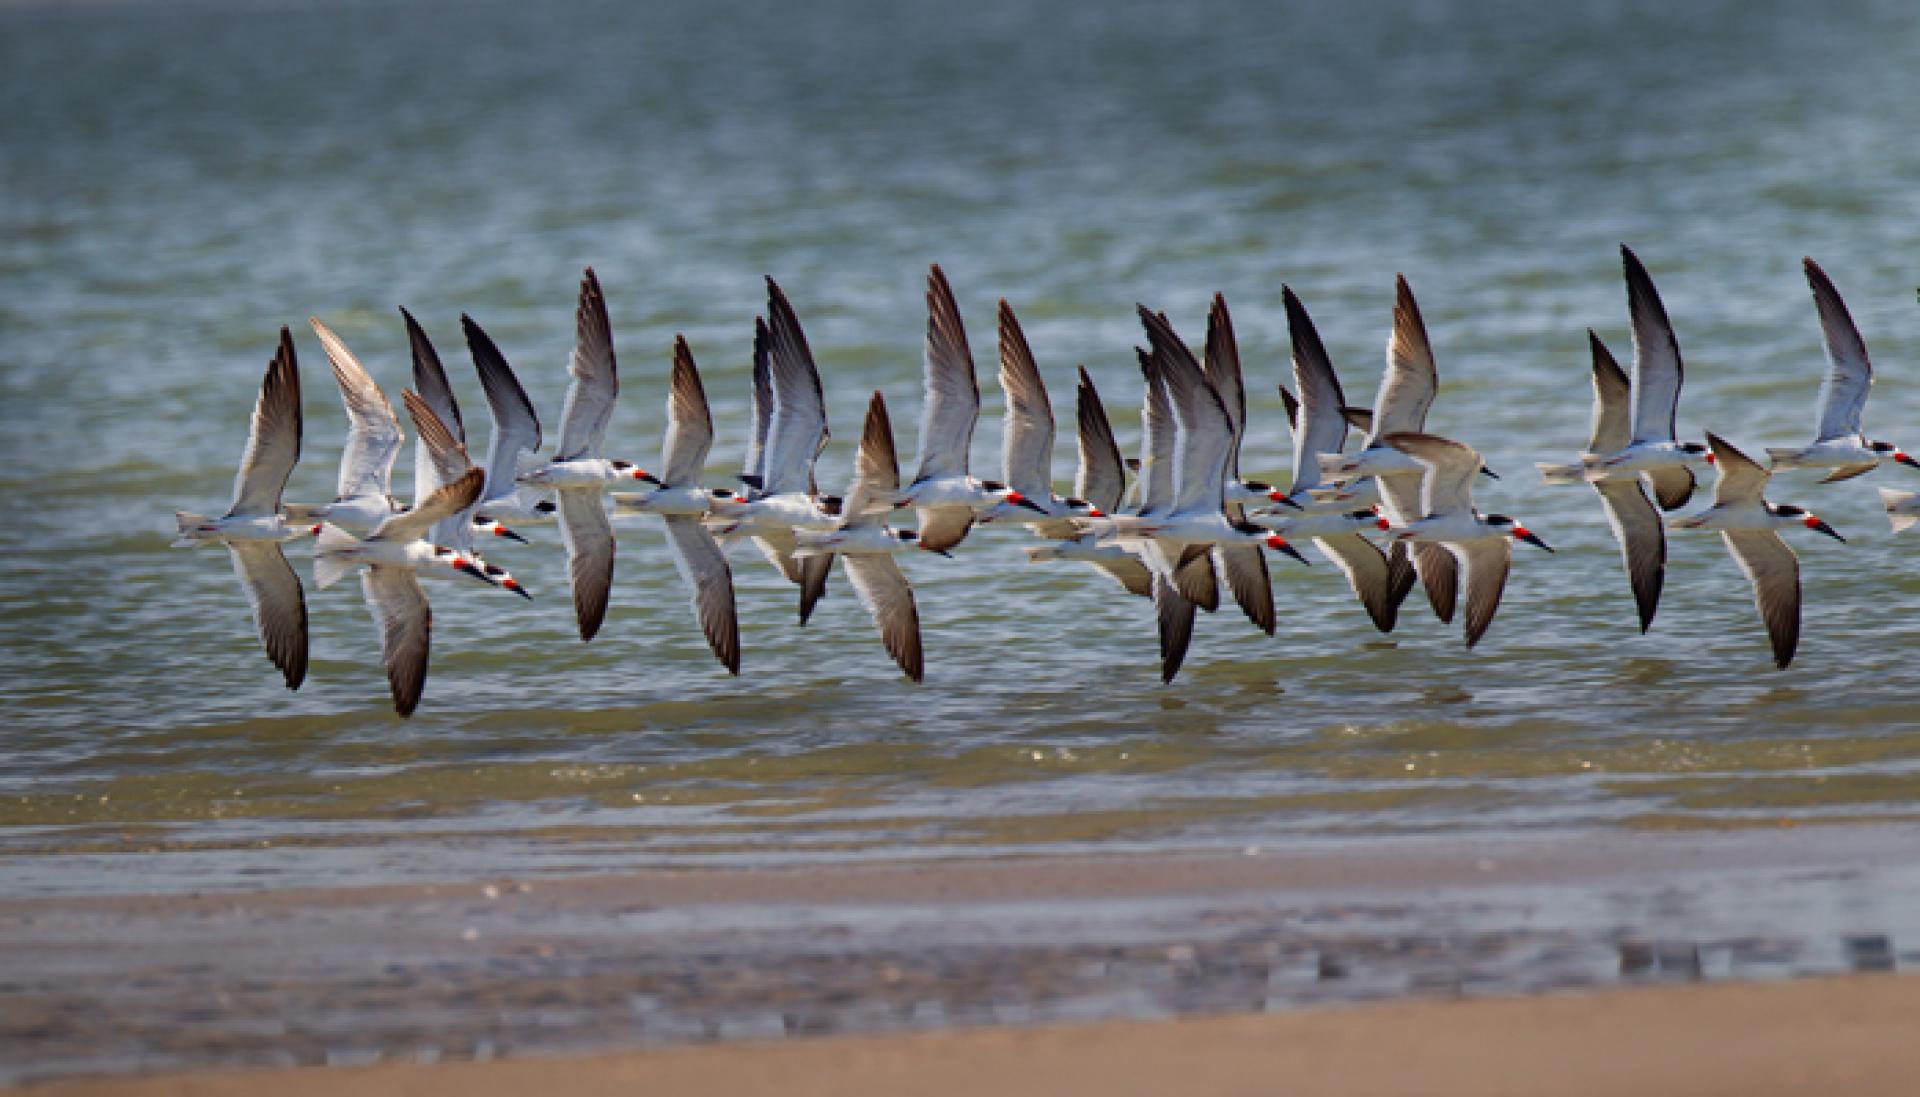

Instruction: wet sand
[6,826,1919,1089]
[29,973,1920,1097]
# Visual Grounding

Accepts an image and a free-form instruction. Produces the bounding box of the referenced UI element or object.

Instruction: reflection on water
[3,0,1920,894]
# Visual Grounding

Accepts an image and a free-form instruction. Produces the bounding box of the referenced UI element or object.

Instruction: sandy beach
[7,826,1918,1091]
[29,974,1920,1097]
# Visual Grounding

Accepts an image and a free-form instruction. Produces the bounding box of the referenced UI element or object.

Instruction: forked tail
[172,511,215,547]
[1766,447,1811,470]
[1536,462,1585,486]
[1881,488,1919,533]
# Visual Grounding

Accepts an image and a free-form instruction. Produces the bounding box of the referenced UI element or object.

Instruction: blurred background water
[3,0,1920,896]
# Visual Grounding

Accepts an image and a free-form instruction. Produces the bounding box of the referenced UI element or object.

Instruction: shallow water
[3,0,1920,896]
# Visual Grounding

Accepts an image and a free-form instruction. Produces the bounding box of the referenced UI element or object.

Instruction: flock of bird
[174,247,1920,716]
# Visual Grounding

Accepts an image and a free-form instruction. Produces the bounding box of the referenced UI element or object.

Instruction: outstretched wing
[844,553,924,682]
[555,268,619,460]
[466,313,544,503]
[361,564,431,718]
[663,515,739,675]
[914,264,980,482]
[227,541,308,689]
[1372,275,1438,436]
[228,327,303,518]
[1804,257,1873,442]
[998,300,1056,503]
[1283,286,1348,492]
[1623,245,1683,445]
[311,317,403,501]
[661,335,714,487]
[1721,529,1800,669]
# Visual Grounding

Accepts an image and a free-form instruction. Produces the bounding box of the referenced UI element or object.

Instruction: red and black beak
[501,576,533,600]
[1805,515,1846,543]
[1895,451,1920,470]
[493,525,528,544]
[452,558,495,584]
[1514,527,1555,553]
[1264,535,1309,566]
[1007,491,1048,515]
[1266,490,1303,510]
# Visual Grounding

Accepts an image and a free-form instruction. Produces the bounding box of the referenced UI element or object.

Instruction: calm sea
[4,0,1919,895]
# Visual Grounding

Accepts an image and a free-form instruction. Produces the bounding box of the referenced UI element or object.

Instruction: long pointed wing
[1450,538,1512,649]
[1623,245,1683,445]
[1595,478,1664,633]
[1721,529,1800,669]
[1202,294,1247,475]
[1139,307,1232,516]
[1382,431,1480,517]
[845,391,902,523]
[1416,541,1458,623]
[556,487,614,641]
[227,541,308,689]
[1152,571,1196,684]
[1372,275,1438,436]
[1215,543,1275,635]
[663,515,739,675]
[555,268,619,460]
[761,278,830,496]
[465,314,543,503]
[405,310,466,533]
[362,564,431,717]
[797,552,833,625]
[741,318,774,486]
[844,553,923,682]
[311,317,404,501]
[1706,432,1769,506]
[1804,257,1873,441]
[1314,532,1398,633]
[1586,330,1633,454]
[398,391,479,547]
[661,335,715,486]
[228,327,303,518]
[998,300,1056,502]
[404,307,463,445]
[914,264,980,482]
[1074,367,1126,513]
[1283,286,1348,491]
[1093,554,1154,598]
[1135,349,1177,515]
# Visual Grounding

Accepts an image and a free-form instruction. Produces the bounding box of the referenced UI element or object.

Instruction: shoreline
[29,974,1920,1097]
[6,824,1918,1088]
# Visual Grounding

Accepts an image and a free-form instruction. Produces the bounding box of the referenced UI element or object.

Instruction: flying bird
[795,392,935,682]
[172,327,314,689]
[1579,245,1713,508]
[283,317,408,534]
[518,269,654,640]
[894,265,1046,552]
[1539,332,1666,632]
[1765,258,1918,481]
[1384,432,1553,649]
[1668,433,1843,669]
[612,336,741,674]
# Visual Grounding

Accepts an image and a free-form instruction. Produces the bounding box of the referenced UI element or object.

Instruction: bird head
[609,460,661,485]
[1262,534,1309,566]
[1487,514,1554,552]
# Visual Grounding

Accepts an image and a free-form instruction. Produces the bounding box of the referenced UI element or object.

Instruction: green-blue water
[4,0,1920,895]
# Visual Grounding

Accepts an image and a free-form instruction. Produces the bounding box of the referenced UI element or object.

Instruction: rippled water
[4,0,1920,895]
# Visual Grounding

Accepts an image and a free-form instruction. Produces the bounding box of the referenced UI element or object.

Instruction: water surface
[4,0,1920,895]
